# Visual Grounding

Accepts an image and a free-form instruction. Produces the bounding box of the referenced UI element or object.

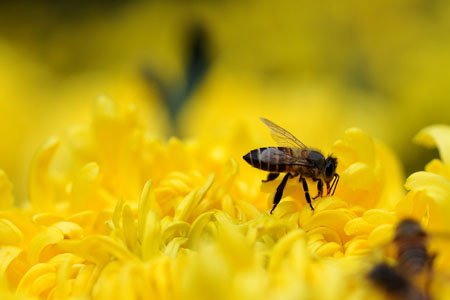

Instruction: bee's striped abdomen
[397,245,428,275]
[243,147,292,173]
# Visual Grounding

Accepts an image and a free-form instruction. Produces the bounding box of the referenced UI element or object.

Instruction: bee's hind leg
[262,173,279,182]
[300,177,314,210]
[312,178,323,200]
[270,173,292,214]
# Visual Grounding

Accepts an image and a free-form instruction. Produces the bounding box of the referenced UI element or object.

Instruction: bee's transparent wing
[260,118,307,149]
[265,147,313,166]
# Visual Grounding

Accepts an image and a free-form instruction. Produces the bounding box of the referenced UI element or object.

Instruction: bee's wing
[260,118,307,149]
[271,148,313,166]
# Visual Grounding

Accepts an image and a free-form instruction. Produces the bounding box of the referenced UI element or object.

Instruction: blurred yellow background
[0,0,449,202]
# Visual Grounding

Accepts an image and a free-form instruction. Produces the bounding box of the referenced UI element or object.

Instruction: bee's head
[324,155,339,195]
[394,218,427,242]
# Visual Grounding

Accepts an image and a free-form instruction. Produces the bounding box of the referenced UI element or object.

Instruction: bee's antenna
[331,174,339,196]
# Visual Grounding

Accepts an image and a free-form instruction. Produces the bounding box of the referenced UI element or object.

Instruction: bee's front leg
[312,178,323,200]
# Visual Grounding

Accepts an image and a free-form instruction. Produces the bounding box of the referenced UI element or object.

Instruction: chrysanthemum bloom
[0,97,449,300]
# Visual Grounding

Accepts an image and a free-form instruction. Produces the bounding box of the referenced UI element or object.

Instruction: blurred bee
[243,118,339,214]
[368,218,436,300]
[394,218,436,278]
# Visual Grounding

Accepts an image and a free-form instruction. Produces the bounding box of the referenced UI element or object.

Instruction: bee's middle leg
[300,177,314,210]
[270,173,292,214]
[262,173,279,183]
[312,178,323,200]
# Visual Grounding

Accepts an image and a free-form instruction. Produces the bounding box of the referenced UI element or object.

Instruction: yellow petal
[287,238,310,275]
[344,217,374,237]
[165,237,188,257]
[269,229,305,271]
[333,128,375,167]
[0,246,21,290]
[414,124,450,165]
[32,213,64,227]
[122,204,138,254]
[214,212,254,270]
[220,194,236,219]
[28,137,60,211]
[112,199,124,232]
[70,162,104,213]
[362,209,397,226]
[164,179,192,195]
[166,172,196,186]
[345,238,370,256]
[405,171,450,204]
[307,226,342,244]
[0,170,13,210]
[141,211,161,261]
[71,264,97,296]
[28,227,64,264]
[48,253,83,267]
[315,242,342,257]
[425,159,450,181]
[235,199,260,220]
[187,211,215,250]
[91,210,113,235]
[174,174,214,222]
[298,204,314,228]
[339,162,379,209]
[302,209,355,236]
[341,163,376,191]
[67,211,95,228]
[271,199,299,218]
[367,224,394,248]
[138,179,160,242]
[162,221,190,244]
[0,218,23,245]
[52,253,83,299]
[404,171,450,230]
[16,263,55,294]
[374,140,405,209]
[29,272,56,297]
[52,221,84,239]
[314,197,349,211]
[57,235,135,265]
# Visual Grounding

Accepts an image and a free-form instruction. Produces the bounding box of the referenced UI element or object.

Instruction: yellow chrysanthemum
[397,125,450,231]
[0,98,449,300]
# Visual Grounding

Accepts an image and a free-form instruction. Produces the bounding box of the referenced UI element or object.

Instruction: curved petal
[0,218,23,246]
[0,246,21,290]
[333,128,376,168]
[16,263,56,295]
[28,138,60,211]
[405,171,450,230]
[174,174,214,222]
[28,227,64,264]
[414,124,450,165]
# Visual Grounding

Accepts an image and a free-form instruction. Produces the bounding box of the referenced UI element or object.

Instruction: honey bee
[243,118,339,214]
[368,218,436,300]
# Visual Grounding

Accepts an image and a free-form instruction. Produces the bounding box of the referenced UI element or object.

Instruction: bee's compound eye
[325,166,333,178]
[325,158,336,179]
[325,165,334,178]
